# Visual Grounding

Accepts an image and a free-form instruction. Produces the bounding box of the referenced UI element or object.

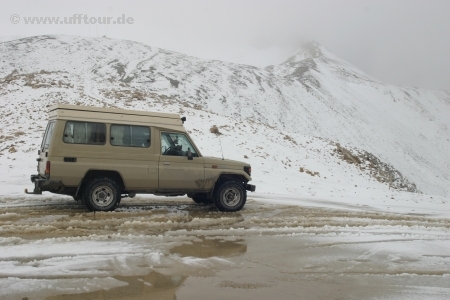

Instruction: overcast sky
[1,0,449,91]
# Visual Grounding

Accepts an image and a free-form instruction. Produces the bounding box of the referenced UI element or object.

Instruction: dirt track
[1,196,449,299]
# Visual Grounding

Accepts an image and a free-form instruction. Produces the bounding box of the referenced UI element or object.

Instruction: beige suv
[26,104,255,212]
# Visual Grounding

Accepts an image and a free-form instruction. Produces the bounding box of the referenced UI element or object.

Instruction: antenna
[218,134,224,160]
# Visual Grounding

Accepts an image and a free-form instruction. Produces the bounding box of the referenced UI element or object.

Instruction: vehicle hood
[203,156,249,169]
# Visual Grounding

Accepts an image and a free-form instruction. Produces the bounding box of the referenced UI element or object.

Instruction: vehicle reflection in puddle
[170,236,247,258]
[47,237,247,300]
[47,272,186,300]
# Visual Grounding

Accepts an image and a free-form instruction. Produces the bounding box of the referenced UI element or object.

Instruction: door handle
[163,162,170,165]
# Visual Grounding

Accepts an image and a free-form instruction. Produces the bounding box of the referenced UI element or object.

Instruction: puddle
[170,237,247,258]
[1,198,448,299]
[46,237,247,300]
[47,272,186,300]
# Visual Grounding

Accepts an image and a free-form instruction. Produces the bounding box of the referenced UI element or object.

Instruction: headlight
[244,166,251,176]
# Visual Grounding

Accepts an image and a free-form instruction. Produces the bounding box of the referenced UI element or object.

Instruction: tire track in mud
[0,197,448,240]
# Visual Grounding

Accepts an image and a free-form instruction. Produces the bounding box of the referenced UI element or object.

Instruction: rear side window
[41,121,56,150]
[110,125,150,148]
[63,121,106,145]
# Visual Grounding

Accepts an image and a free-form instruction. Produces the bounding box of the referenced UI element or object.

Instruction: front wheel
[82,177,121,211]
[214,181,246,212]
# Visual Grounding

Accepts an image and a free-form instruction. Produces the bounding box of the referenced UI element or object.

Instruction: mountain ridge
[0,35,449,196]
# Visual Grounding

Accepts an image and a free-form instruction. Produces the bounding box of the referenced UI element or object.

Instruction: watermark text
[10,14,134,25]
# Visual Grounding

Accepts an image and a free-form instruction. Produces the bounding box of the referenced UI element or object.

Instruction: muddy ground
[0,196,449,299]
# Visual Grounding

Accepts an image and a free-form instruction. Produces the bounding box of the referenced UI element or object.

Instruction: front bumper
[246,184,256,192]
[25,174,64,194]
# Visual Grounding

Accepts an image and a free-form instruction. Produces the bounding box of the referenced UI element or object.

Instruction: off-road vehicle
[26,104,255,212]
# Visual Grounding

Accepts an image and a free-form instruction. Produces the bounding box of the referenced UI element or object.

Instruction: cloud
[1,0,449,90]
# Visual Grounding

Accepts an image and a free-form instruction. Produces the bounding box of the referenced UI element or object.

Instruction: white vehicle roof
[48,104,186,131]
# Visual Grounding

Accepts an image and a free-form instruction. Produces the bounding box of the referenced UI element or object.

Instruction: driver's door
[158,132,205,190]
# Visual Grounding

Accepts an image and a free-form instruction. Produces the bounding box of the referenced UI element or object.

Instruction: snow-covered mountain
[0,35,449,197]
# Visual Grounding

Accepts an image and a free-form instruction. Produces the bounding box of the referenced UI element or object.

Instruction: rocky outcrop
[335,143,419,193]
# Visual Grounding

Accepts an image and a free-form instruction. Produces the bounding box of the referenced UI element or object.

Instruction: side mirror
[187,148,193,160]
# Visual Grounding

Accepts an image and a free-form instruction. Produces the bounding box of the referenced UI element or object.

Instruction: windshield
[41,121,56,150]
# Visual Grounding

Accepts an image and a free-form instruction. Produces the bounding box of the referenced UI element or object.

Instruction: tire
[82,177,121,212]
[214,181,246,212]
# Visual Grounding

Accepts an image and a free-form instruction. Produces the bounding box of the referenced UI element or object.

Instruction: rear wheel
[82,177,121,212]
[214,181,246,212]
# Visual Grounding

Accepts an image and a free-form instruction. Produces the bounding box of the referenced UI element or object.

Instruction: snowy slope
[0,35,449,197]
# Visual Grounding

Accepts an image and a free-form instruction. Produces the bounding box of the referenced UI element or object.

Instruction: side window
[161,132,198,157]
[63,121,106,145]
[110,125,150,148]
[41,121,56,150]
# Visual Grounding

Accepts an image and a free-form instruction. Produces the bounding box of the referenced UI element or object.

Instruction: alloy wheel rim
[223,187,240,207]
[92,186,114,207]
